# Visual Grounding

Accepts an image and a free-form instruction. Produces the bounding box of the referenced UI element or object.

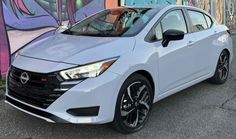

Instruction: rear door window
[187,10,208,32]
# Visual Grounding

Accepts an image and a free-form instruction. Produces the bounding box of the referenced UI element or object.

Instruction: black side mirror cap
[162,29,184,47]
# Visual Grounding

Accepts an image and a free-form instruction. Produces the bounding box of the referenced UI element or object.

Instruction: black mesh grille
[8,66,66,109]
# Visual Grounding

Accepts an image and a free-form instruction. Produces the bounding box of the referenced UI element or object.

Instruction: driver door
[152,9,198,93]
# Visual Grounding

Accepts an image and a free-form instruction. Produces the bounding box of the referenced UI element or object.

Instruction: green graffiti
[76,0,83,8]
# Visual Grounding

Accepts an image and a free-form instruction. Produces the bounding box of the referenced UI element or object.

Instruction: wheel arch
[222,48,232,64]
[223,48,230,57]
[132,70,155,95]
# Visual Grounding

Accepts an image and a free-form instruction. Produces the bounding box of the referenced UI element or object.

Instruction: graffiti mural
[0,0,109,78]
[191,0,211,13]
[0,0,236,78]
[0,0,10,78]
[226,0,236,34]
[216,0,225,24]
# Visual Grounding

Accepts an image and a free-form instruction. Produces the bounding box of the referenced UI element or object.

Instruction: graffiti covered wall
[0,0,109,78]
[0,0,235,78]
[0,0,10,78]
[226,0,236,34]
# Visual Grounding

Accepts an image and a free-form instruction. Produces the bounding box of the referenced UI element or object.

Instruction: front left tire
[112,73,154,134]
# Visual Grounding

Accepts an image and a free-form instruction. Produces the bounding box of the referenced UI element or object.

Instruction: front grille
[8,66,66,109]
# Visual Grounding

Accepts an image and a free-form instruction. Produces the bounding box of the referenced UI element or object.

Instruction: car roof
[124,4,169,10]
[123,4,209,15]
[123,4,202,11]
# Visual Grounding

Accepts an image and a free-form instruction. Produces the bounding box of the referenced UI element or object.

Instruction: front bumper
[5,70,122,124]
[5,96,67,123]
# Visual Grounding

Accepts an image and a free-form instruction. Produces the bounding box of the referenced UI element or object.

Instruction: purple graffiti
[3,0,58,30]
[0,0,10,78]
[66,0,104,25]
[0,0,108,78]
[74,0,105,22]
[10,0,34,16]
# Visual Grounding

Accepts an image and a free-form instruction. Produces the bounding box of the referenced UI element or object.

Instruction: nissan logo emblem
[20,72,29,84]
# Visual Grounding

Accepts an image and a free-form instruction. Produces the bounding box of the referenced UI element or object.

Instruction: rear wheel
[112,74,153,134]
[208,50,230,84]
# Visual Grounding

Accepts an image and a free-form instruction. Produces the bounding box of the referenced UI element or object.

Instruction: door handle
[187,41,194,47]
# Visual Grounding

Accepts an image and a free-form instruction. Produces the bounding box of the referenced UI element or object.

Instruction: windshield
[63,8,159,37]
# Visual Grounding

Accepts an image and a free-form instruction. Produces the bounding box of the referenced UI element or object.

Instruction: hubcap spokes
[218,54,229,80]
[120,82,151,128]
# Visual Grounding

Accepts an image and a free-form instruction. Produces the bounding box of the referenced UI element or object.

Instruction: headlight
[60,58,117,80]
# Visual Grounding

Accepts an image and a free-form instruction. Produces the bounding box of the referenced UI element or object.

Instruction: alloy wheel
[218,52,229,81]
[120,81,151,128]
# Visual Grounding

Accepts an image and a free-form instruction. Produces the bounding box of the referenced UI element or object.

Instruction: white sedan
[5,5,233,133]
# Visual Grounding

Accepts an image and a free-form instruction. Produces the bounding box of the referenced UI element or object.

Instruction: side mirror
[162,29,184,47]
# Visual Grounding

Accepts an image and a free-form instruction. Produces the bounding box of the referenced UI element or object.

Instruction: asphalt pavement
[0,36,235,139]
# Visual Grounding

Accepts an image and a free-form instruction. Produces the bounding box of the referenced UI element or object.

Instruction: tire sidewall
[216,51,230,83]
[113,73,154,133]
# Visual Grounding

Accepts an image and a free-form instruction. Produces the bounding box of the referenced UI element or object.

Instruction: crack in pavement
[218,106,236,112]
[221,94,236,107]
[219,89,236,112]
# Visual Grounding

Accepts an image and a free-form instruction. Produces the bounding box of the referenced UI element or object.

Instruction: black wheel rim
[218,52,229,81]
[120,81,151,128]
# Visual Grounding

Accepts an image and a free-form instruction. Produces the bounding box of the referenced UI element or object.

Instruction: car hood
[20,33,136,65]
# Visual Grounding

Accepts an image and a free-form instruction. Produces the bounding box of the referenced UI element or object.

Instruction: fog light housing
[67,106,100,116]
